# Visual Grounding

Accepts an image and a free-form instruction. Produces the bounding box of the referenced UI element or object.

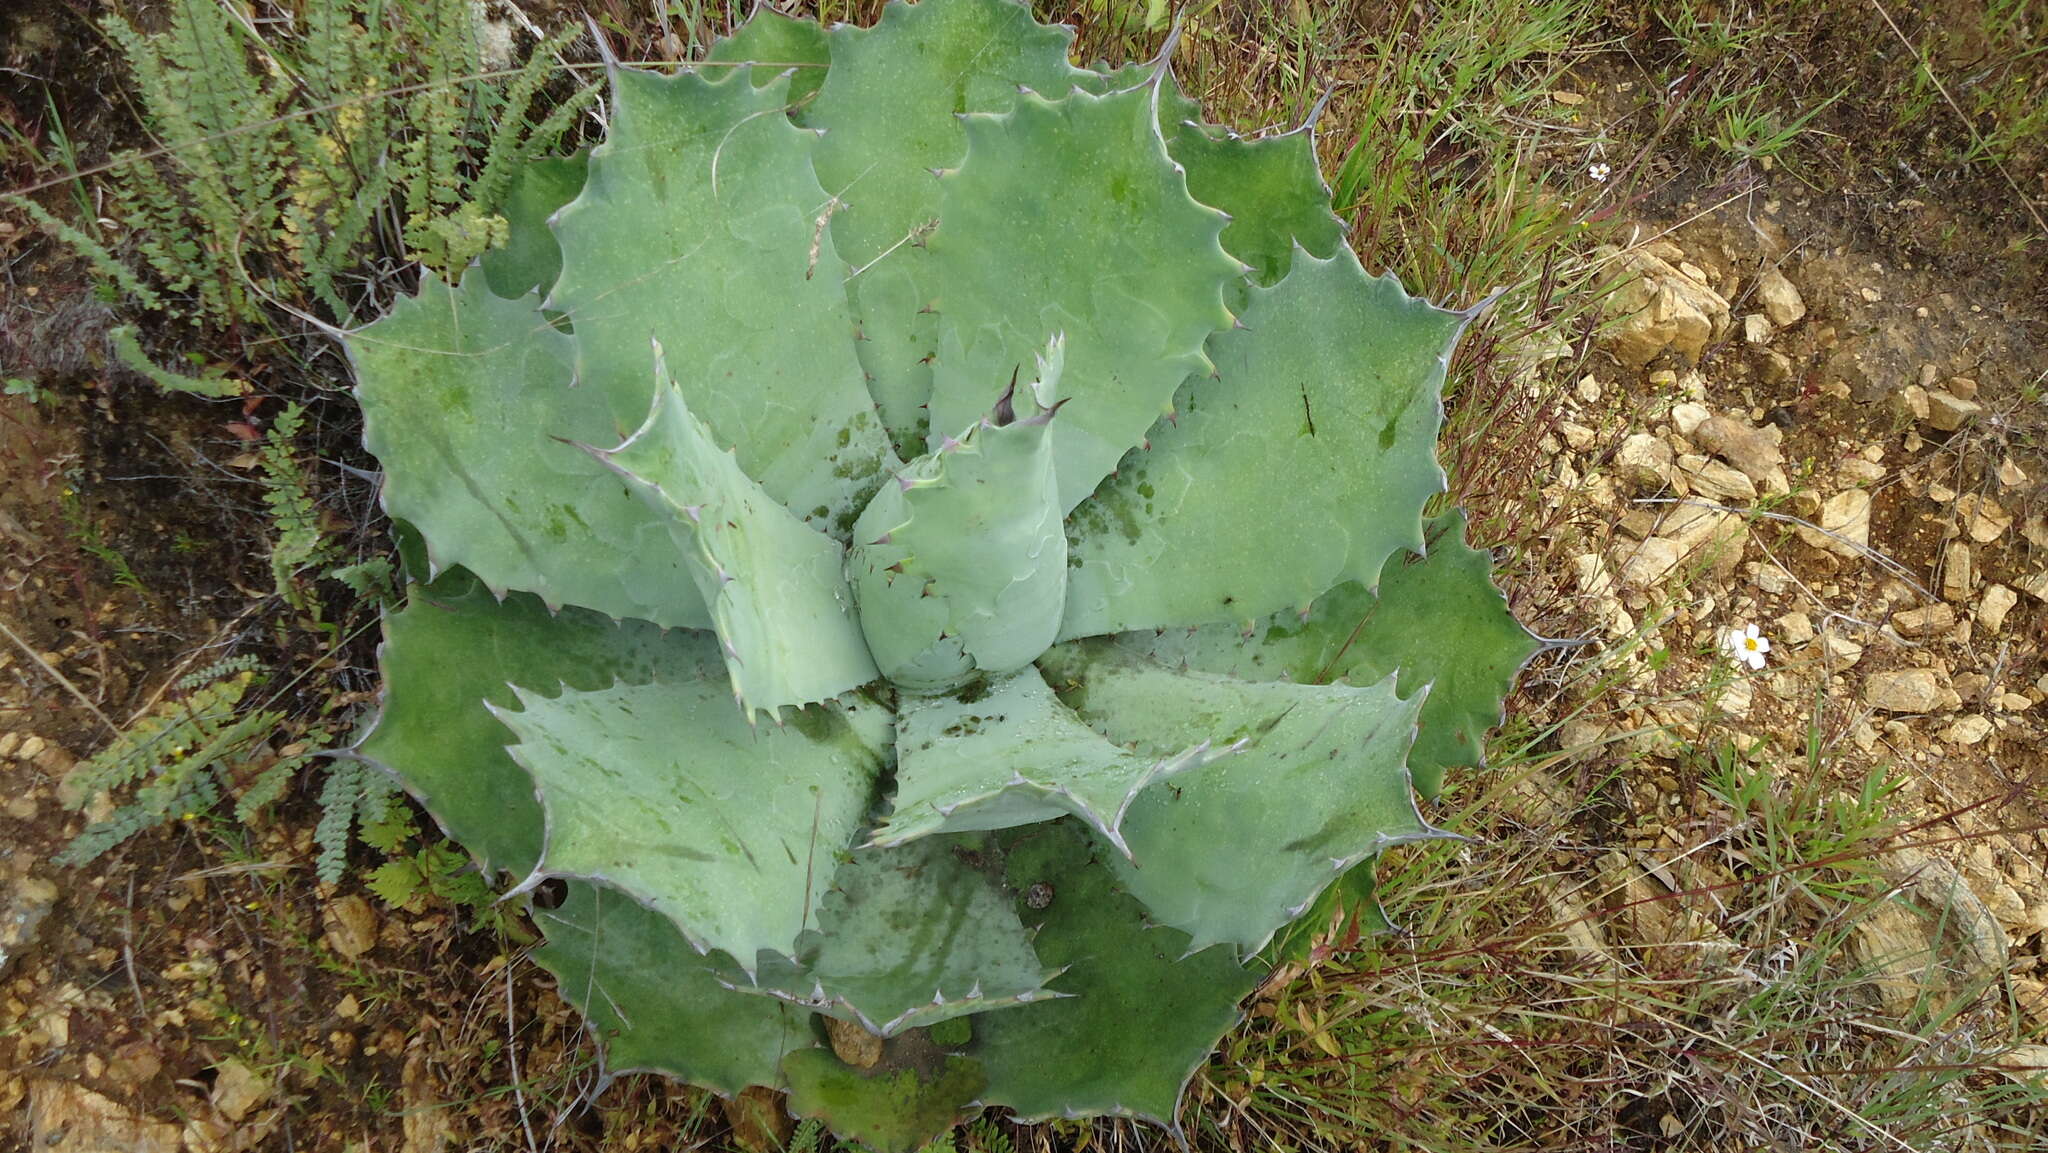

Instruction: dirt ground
[2,3,2046,1152]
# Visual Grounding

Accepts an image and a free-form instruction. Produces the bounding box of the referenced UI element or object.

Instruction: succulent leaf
[927,82,1240,511]
[480,152,587,300]
[1089,63,1343,286]
[807,0,1093,452]
[875,668,1230,857]
[1037,641,1441,955]
[1121,510,1543,797]
[547,66,892,536]
[782,1047,986,1153]
[976,821,1259,1127]
[731,836,1061,1036]
[1168,125,1346,288]
[704,6,831,105]
[533,880,812,1095]
[848,348,1066,691]
[494,677,888,972]
[1062,246,1461,639]
[347,272,711,628]
[590,358,878,718]
[355,570,722,877]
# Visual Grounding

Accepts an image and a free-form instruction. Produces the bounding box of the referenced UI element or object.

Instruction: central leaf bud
[847,337,1069,693]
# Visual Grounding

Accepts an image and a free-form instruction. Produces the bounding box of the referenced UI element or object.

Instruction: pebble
[1943,715,1994,746]
[1670,402,1711,438]
[1796,490,1872,559]
[1621,538,1683,588]
[1954,494,2010,543]
[1892,604,1956,638]
[322,895,379,960]
[2015,570,2048,602]
[1894,385,1931,422]
[1942,542,1976,601]
[1692,415,1784,482]
[1755,266,1806,326]
[0,875,59,980]
[210,1058,274,1123]
[1677,455,1757,501]
[1615,433,1675,490]
[1979,584,2018,634]
[1777,610,1815,644]
[1865,668,1946,713]
[1924,389,1983,431]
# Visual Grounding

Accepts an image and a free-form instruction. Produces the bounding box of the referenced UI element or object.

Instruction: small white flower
[1588,162,1612,183]
[1722,623,1770,670]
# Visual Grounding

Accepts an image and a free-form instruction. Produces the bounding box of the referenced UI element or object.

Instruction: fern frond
[109,325,245,398]
[233,757,298,822]
[471,24,583,209]
[260,401,335,609]
[4,194,165,308]
[315,758,365,882]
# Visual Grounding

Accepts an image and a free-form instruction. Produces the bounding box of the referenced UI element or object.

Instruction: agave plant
[344,0,1540,1146]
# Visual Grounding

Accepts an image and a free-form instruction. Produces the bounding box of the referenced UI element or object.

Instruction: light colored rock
[1942,541,1975,602]
[1754,266,1806,327]
[2013,569,2048,602]
[401,1048,456,1153]
[1997,458,2028,487]
[1,874,58,979]
[1820,631,1864,669]
[1851,900,1941,1014]
[1600,248,1733,369]
[1558,421,1596,450]
[2015,977,2048,1032]
[1954,494,2010,543]
[322,895,378,960]
[1777,610,1814,645]
[1670,402,1711,438]
[1677,455,1757,501]
[1979,584,2018,634]
[1573,553,1614,597]
[1614,433,1674,490]
[1663,503,1747,578]
[1719,677,1753,717]
[1692,415,1784,482]
[1943,715,1994,745]
[1865,668,1946,713]
[1893,385,1931,422]
[210,1059,273,1124]
[1892,603,1956,638]
[1924,389,1983,432]
[1751,563,1794,594]
[1796,490,1872,559]
[1741,313,1773,344]
[1995,1045,2048,1088]
[1621,538,1682,587]
[28,1082,181,1153]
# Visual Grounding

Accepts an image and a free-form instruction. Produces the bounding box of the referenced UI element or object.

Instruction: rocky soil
[1532,192,2048,1043]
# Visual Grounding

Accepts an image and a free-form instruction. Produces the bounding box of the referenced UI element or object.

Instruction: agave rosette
[343,0,1540,1146]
